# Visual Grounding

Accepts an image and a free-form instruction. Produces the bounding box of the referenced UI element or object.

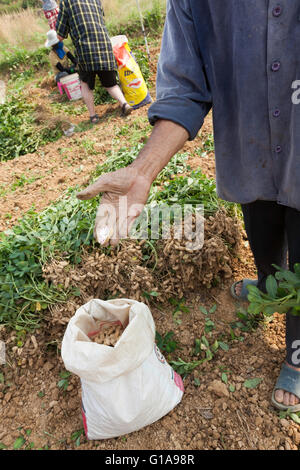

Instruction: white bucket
[60,73,82,101]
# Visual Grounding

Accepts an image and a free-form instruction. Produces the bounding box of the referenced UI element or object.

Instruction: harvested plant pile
[155,209,241,293]
[43,208,242,325]
[43,240,156,313]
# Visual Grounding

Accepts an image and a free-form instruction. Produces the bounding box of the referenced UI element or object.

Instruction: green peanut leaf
[243,377,262,389]
[221,373,228,384]
[13,436,25,450]
[219,341,229,351]
[266,275,278,298]
[290,413,300,424]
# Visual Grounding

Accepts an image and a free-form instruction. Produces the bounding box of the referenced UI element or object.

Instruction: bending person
[56,0,132,123]
[40,0,59,30]
[45,30,77,84]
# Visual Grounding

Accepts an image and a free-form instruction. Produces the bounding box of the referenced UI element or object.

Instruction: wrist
[129,155,159,183]
[129,119,188,182]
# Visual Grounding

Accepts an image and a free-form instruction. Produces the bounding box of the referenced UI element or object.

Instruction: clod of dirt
[208,380,230,398]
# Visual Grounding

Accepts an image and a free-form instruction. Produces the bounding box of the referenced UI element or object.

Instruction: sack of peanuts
[111,35,152,109]
[61,298,184,440]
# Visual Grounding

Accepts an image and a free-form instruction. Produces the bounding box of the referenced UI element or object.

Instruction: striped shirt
[56,0,117,72]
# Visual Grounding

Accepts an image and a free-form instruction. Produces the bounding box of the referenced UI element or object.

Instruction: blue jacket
[148,0,300,210]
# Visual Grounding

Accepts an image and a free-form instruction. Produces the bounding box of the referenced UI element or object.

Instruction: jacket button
[271,61,281,72]
[272,6,282,17]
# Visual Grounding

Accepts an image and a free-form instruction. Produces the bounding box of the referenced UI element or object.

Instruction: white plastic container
[60,73,82,101]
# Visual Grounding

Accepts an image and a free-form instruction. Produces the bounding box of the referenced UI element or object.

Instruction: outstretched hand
[77,166,152,246]
[77,120,190,246]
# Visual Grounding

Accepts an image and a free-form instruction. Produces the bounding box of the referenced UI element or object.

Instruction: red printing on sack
[81,406,88,438]
[113,44,131,68]
[174,371,184,392]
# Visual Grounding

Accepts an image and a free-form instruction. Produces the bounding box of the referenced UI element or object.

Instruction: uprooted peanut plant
[43,208,241,326]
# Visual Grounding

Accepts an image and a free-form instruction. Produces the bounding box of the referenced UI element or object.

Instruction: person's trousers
[241,200,300,367]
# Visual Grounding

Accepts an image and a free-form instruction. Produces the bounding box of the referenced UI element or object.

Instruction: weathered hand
[77,166,152,246]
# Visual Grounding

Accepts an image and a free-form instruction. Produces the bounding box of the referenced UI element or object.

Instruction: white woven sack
[61,298,184,439]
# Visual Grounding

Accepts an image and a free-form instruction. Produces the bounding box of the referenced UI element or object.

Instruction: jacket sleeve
[148,0,212,140]
[55,0,70,39]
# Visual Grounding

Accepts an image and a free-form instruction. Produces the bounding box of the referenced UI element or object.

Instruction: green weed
[194,335,219,362]
[169,297,190,325]
[79,138,98,155]
[71,428,86,447]
[74,121,94,133]
[199,304,217,333]
[57,371,71,392]
[155,331,179,354]
[106,1,165,37]
[94,82,115,105]
[0,172,44,198]
[203,134,214,153]
[170,358,204,379]
[231,306,262,332]
[0,46,49,76]
[247,264,300,317]
[50,102,87,117]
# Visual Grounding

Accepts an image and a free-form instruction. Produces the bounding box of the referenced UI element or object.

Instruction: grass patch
[104,0,165,36]
[0,172,44,198]
[0,1,40,14]
[50,101,87,117]
[0,46,49,76]
[0,94,62,162]
[0,7,47,53]
[0,188,98,329]
[149,170,238,217]
[0,1,164,72]
[115,117,152,145]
